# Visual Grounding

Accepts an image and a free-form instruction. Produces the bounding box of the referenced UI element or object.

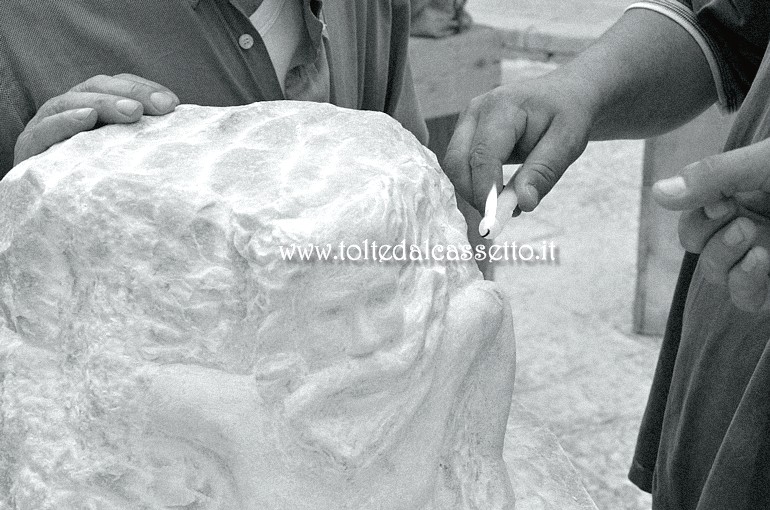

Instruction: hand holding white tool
[478,184,519,239]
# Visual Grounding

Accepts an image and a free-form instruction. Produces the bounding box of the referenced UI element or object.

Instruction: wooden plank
[409,25,503,120]
[633,106,734,335]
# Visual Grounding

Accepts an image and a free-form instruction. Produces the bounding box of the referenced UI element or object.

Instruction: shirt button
[238,34,254,50]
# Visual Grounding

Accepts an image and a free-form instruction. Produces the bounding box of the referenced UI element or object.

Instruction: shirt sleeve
[626,0,769,111]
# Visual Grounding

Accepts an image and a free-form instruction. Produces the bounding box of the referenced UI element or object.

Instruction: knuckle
[476,95,495,115]
[113,72,141,82]
[525,161,559,187]
[471,93,501,118]
[728,275,761,312]
[90,94,116,110]
[73,74,109,92]
[697,155,717,173]
[13,132,30,163]
[35,97,62,119]
[468,143,494,170]
[699,256,721,284]
[24,126,44,150]
[480,92,520,121]
[468,95,485,112]
[561,128,589,158]
[15,128,39,159]
[124,79,146,98]
[694,156,736,198]
[490,85,517,104]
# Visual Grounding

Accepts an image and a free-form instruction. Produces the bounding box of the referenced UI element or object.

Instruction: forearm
[553,8,717,140]
[442,4,722,214]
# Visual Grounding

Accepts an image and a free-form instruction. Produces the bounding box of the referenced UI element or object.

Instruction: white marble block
[0,102,516,509]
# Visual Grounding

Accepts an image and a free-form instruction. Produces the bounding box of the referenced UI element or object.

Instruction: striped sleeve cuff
[625,0,737,111]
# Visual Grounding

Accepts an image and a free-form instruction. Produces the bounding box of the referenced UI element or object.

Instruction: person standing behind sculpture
[443,0,770,508]
[0,0,428,175]
[410,0,472,38]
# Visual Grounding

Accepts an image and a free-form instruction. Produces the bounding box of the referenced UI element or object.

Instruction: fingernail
[72,108,94,121]
[723,220,751,247]
[150,92,176,111]
[704,201,733,220]
[116,99,141,117]
[654,176,687,197]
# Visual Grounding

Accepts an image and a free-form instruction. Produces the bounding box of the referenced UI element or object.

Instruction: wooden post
[633,106,735,335]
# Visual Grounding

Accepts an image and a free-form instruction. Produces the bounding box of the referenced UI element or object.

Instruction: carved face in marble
[145,263,442,508]
[0,102,516,510]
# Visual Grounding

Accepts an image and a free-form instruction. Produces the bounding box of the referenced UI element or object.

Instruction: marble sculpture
[0,101,516,509]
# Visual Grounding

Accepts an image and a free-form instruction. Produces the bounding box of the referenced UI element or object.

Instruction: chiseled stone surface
[0,102,517,509]
[506,401,597,510]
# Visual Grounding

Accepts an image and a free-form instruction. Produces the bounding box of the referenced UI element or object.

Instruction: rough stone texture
[0,102,516,509]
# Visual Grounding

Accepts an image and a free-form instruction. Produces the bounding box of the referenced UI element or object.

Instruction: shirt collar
[228,0,263,18]
[187,0,319,17]
[185,0,326,50]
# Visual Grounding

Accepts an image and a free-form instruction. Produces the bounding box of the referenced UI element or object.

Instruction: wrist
[538,68,604,139]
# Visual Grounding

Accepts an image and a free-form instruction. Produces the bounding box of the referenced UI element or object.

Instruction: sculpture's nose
[346,306,392,357]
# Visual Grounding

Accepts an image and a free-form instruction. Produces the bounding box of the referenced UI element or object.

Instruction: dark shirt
[629,1,770,508]
[682,0,770,108]
[0,0,428,176]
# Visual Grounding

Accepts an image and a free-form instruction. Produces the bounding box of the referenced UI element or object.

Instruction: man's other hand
[13,74,179,166]
[653,139,770,313]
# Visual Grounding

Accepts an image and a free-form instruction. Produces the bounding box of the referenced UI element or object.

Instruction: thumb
[511,118,588,212]
[653,138,770,210]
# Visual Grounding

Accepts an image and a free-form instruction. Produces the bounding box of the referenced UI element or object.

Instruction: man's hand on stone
[13,73,179,166]
[442,77,594,216]
[653,139,770,312]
